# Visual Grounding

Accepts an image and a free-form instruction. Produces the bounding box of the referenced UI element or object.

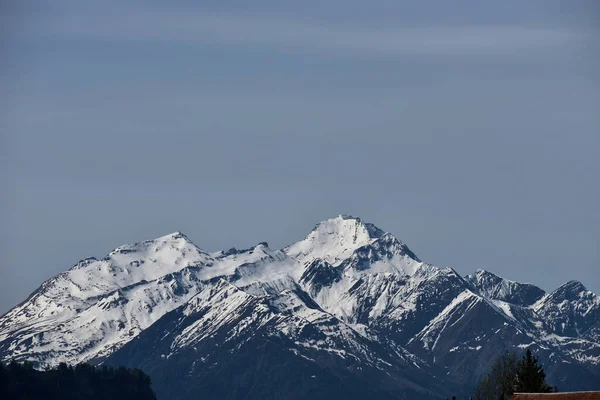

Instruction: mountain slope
[105,279,450,399]
[0,232,213,365]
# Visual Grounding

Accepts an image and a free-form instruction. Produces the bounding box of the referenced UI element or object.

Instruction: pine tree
[514,348,554,393]
[473,351,519,400]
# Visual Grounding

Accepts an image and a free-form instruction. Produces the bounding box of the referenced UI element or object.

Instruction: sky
[1,0,599,314]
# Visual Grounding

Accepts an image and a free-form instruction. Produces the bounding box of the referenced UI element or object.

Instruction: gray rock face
[1,216,598,399]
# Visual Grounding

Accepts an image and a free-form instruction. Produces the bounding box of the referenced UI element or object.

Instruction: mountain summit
[1,216,598,399]
[284,215,386,266]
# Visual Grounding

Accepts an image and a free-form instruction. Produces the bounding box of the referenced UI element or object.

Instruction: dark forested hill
[0,362,156,400]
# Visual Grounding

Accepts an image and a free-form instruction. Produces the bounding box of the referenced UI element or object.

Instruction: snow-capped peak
[283,215,385,266]
[161,231,191,240]
[555,280,588,294]
[542,280,591,303]
[465,269,545,306]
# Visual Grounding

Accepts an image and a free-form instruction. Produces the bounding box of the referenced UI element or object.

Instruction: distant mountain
[1,215,598,399]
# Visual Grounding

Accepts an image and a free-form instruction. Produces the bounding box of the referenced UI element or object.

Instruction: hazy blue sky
[1,0,599,313]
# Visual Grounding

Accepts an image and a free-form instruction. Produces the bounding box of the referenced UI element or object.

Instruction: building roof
[512,393,600,400]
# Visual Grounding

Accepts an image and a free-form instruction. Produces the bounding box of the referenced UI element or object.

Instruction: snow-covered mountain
[1,215,598,399]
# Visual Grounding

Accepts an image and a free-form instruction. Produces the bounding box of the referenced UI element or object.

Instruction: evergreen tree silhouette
[514,348,554,393]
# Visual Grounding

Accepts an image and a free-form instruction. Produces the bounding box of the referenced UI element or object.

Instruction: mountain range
[1,215,598,399]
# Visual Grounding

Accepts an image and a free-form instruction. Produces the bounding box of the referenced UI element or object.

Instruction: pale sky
[1,0,599,313]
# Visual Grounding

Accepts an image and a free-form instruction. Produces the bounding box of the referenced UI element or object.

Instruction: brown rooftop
[512,393,600,400]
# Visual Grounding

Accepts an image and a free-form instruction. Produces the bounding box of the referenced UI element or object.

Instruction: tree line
[0,361,156,400]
